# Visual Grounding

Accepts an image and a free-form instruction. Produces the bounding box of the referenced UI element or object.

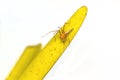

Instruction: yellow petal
[7,6,88,80]
[6,44,42,80]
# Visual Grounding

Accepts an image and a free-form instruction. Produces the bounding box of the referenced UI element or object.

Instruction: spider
[41,23,73,43]
[58,27,73,42]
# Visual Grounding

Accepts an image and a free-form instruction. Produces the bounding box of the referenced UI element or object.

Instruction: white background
[0,0,120,80]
